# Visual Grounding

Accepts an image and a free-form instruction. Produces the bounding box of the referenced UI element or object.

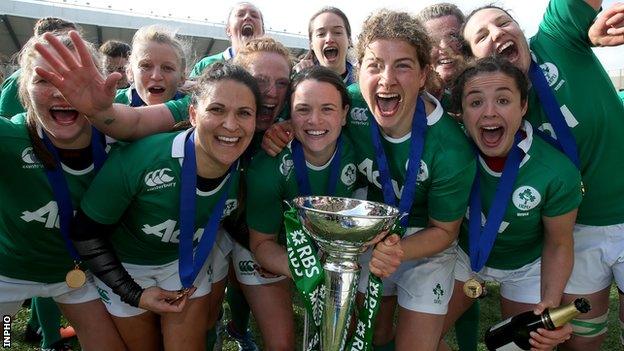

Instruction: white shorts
[209,228,234,284]
[454,247,541,304]
[96,237,228,318]
[357,227,456,315]
[565,223,624,295]
[0,273,100,316]
[231,241,286,286]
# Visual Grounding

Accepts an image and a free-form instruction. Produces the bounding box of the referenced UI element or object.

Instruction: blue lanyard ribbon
[468,132,524,272]
[130,88,185,107]
[528,59,579,169]
[369,96,427,228]
[178,130,234,288]
[343,62,355,86]
[291,135,342,196]
[42,127,107,261]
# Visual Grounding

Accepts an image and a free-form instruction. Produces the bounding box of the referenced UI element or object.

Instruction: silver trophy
[293,196,399,351]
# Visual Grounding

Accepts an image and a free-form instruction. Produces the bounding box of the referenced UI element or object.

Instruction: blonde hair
[130,25,189,75]
[233,37,293,70]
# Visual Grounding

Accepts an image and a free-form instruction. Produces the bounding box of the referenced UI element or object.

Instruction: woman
[244,66,357,350]
[70,62,259,351]
[0,34,125,351]
[462,2,624,349]
[294,7,355,85]
[262,10,475,351]
[439,56,580,351]
[115,25,187,107]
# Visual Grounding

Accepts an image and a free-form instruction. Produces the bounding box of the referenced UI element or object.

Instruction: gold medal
[65,265,86,289]
[463,278,483,299]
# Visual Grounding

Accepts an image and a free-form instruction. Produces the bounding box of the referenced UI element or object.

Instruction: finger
[372,250,402,268]
[606,25,624,35]
[606,12,624,26]
[104,72,123,93]
[274,126,292,145]
[384,233,401,246]
[262,138,280,157]
[34,67,64,87]
[43,32,81,71]
[34,42,69,73]
[70,31,97,70]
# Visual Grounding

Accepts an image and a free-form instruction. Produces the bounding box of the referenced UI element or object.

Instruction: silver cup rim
[292,196,399,220]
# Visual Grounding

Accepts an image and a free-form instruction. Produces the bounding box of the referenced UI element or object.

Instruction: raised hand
[34,31,121,119]
[589,2,624,47]
[261,120,294,156]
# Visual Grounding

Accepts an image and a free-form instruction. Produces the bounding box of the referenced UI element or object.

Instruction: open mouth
[323,47,339,61]
[50,107,79,126]
[480,125,505,148]
[258,104,276,122]
[375,93,401,117]
[148,86,166,94]
[241,23,254,37]
[215,135,241,146]
[496,41,518,63]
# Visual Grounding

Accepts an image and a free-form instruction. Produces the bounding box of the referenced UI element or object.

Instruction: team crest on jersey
[540,62,559,87]
[341,163,357,187]
[280,154,294,176]
[405,160,429,182]
[350,107,369,125]
[145,168,175,190]
[222,199,238,218]
[21,147,42,169]
[512,186,541,211]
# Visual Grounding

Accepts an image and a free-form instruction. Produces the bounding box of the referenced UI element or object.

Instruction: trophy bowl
[292,196,399,351]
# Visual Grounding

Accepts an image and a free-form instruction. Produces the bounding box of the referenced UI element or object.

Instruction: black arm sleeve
[70,209,144,307]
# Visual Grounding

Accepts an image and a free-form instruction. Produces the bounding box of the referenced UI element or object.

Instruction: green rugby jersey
[458,121,582,270]
[527,0,624,225]
[346,85,475,228]
[246,137,359,234]
[0,69,25,118]
[0,116,105,282]
[80,129,240,265]
[190,50,232,78]
[618,91,624,105]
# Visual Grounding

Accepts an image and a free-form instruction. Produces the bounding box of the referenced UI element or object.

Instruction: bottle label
[489,316,513,332]
[496,342,523,351]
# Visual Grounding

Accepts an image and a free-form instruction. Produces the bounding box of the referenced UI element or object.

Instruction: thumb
[384,234,400,245]
[104,72,122,93]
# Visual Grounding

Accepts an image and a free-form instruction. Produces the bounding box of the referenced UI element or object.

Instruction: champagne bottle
[484,298,591,351]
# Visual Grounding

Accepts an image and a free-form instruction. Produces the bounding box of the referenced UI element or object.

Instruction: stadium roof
[0,0,308,64]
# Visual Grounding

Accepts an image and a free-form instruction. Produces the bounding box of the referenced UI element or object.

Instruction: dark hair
[451,56,528,113]
[461,5,516,56]
[192,62,261,113]
[308,7,352,43]
[356,10,431,69]
[291,66,350,109]
[33,17,77,36]
[417,3,465,24]
[99,40,131,58]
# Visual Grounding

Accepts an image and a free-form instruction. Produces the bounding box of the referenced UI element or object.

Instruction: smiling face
[463,8,531,74]
[291,79,348,166]
[462,71,527,157]
[358,39,427,138]
[227,3,264,49]
[424,15,464,83]
[26,53,91,148]
[310,12,350,75]
[245,51,290,132]
[129,41,184,106]
[190,79,256,177]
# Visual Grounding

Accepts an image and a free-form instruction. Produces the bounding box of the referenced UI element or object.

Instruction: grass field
[6,283,622,350]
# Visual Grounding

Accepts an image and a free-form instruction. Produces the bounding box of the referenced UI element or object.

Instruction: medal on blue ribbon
[466,132,525,298]
[41,126,107,288]
[528,59,579,169]
[291,135,342,197]
[178,130,234,290]
[369,95,428,228]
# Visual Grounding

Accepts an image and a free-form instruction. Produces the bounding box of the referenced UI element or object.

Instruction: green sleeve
[190,54,223,78]
[0,70,25,118]
[245,151,286,234]
[428,134,476,222]
[114,88,131,105]
[542,164,583,217]
[165,95,190,122]
[80,146,135,224]
[537,0,597,51]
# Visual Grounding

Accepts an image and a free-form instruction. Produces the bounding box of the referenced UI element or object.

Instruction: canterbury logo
[21,147,39,164]
[350,107,368,122]
[144,168,174,187]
